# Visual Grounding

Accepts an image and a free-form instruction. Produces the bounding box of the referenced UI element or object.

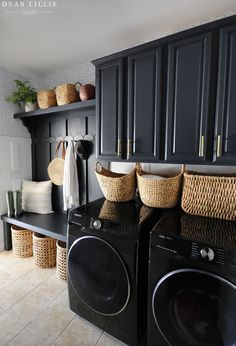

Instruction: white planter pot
[24,102,38,112]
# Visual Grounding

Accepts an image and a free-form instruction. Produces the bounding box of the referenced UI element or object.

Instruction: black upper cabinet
[127,48,162,161]
[96,49,163,161]
[215,25,236,164]
[93,15,236,165]
[96,59,125,160]
[165,33,213,163]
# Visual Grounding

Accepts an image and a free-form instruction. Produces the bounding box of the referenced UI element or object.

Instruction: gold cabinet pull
[200,135,204,157]
[217,135,221,158]
[117,139,122,156]
[127,139,132,159]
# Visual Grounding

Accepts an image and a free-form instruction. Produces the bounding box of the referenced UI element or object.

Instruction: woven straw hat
[48,141,66,186]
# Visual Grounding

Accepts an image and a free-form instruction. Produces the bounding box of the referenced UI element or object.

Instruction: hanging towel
[63,140,80,210]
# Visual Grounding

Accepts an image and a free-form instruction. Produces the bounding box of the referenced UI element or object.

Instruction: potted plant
[7,80,38,112]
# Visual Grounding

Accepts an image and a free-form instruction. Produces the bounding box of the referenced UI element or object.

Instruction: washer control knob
[93,220,102,230]
[200,247,214,262]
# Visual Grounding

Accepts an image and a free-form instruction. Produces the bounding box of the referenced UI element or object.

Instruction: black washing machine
[67,198,162,346]
[148,208,236,346]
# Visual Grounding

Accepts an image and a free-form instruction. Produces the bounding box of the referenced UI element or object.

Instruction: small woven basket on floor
[33,233,56,268]
[11,225,33,258]
[181,171,236,221]
[95,162,136,202]
[136,164,183,208]
[56,240,67,281]
[37,89,57,109]
[55,83,80,106]
[181,214,236,248]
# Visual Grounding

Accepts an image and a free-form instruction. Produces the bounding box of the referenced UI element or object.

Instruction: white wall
[110,162,236,175]
[0,68,33,250]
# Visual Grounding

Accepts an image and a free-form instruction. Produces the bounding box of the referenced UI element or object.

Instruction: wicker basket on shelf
[33,233,56,268]
[37,89,57,109]
[95,162,136,202]
[55,83,80,106]
[11,225,33,258]
[56,240,67,281]
[136,164,184,208]
[181,171,236,221]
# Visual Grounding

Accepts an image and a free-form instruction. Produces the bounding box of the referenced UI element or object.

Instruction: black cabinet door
[166,33,213,163]
[127,48,163,161]
[215,25,236,164]
[96,59,125,160]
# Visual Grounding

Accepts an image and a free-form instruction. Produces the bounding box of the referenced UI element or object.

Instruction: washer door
[68,236,130,316]
[152,269,236,346]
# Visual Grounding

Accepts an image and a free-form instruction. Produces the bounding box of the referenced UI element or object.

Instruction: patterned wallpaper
[0,68,30,137]
[30,62,95,90]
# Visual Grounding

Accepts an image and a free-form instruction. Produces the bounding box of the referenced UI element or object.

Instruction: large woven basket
[56,240,67,281]
[181,214,236,248]
[55,83,80,106]
[95,162,136,202]
[136,164,183,208]
[37,89,57,109]
[33,233,56,268]
[182,171,236,221]
[11,225,33,258]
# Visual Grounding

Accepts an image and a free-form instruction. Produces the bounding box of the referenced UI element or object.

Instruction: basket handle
[95,161,102,173]
[181,164,186,174]
[75,82,82,91]
[55,140,66,159]
[135,162,142,173]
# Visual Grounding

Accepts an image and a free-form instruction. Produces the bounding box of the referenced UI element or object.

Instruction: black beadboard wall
[30,109,103,213]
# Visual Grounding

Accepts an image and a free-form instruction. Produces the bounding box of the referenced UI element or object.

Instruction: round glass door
[68,236,130,316]
[152,269,236,346]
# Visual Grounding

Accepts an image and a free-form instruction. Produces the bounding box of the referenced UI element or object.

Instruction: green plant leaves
[7,80,37,106]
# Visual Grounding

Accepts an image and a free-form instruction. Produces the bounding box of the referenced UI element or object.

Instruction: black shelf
[1,212,67,243]
[14,99,96,119]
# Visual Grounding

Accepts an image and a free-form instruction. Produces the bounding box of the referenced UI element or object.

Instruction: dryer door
[68,236,130,316]
[152,269,236,346]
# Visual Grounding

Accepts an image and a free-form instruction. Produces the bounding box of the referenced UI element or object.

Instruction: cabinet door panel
[166,33,212,163]
[215,25,236,164]
[96,59,124,160]
[127,48,162,161]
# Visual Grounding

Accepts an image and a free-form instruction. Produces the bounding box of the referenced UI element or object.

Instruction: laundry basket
[95,162,136,202]
[181,171,236,220]
[136,164,183,208]
[56,240,67,281]
[33,233,56,268]
[11,225,33,258]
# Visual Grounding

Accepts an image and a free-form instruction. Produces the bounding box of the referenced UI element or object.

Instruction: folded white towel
[63,140,80,210]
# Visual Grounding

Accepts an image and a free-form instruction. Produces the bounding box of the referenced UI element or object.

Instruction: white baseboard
[0,241,4,252]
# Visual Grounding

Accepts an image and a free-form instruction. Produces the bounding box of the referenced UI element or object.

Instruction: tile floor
[0,250,126,346]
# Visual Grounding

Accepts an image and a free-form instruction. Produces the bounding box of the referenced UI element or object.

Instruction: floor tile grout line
[49,314,77,346]
[95,330,105,345]
[5,289,70,345]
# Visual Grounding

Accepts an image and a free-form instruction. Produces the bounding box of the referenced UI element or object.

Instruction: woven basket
[136,164,183,208]
[181,171,236,221]
[33,233,56,268]
[55,83,80,106]
[37,90,57,109]
[11,225,33,258]
[56,240,67,281]
[95,162,136,202]
[181,214,236,248]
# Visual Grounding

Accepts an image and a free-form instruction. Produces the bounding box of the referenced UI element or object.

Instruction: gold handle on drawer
[127,139,132,159]
[217,135,221,158]
[200,135,204,157]
[117,139,122,156]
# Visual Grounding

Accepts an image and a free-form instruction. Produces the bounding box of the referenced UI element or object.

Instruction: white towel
[63,140,80,210]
